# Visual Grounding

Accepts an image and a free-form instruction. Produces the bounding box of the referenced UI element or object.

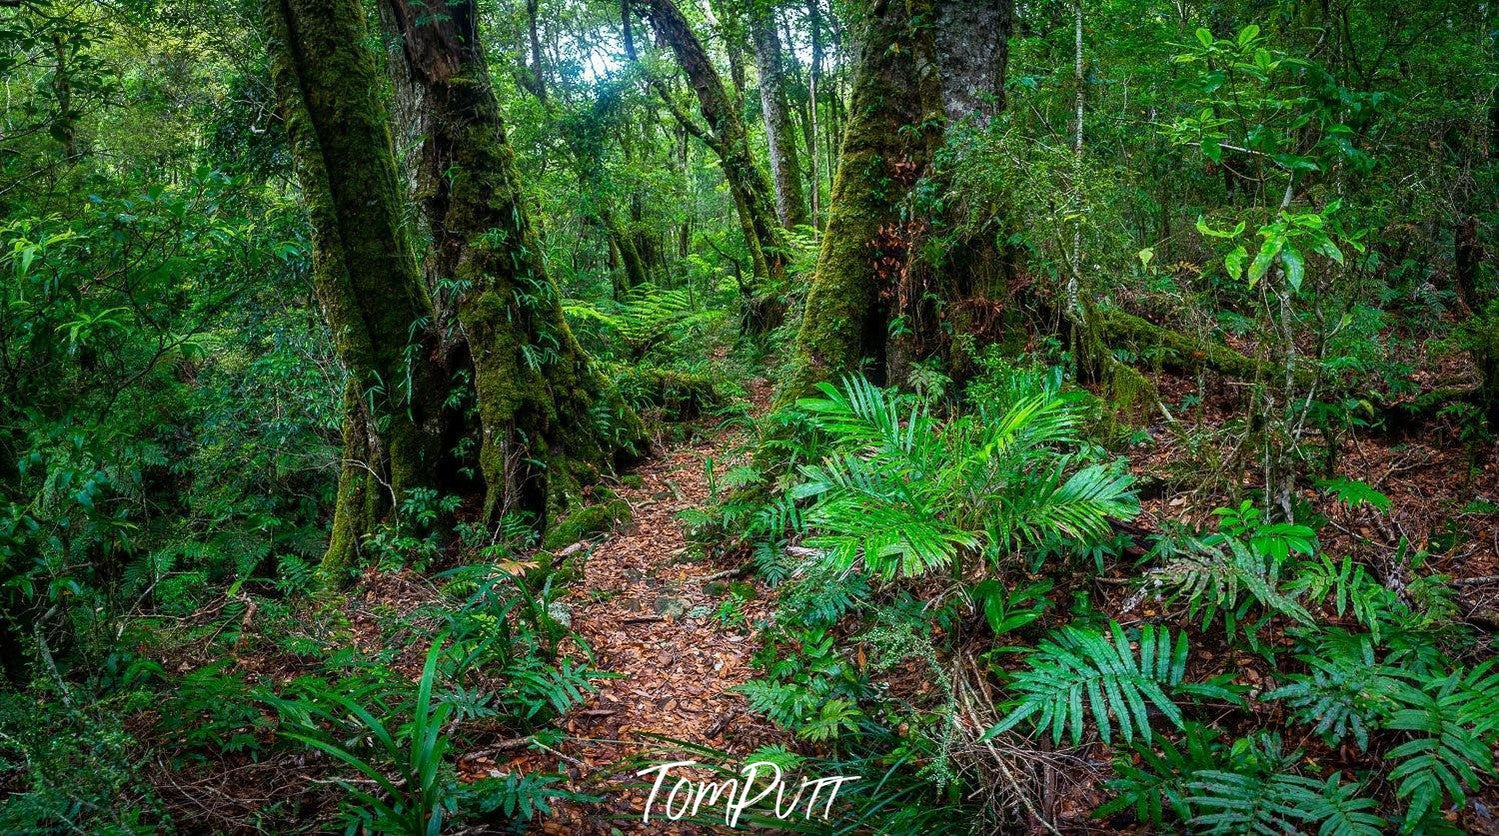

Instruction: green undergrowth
[696,357,1499,833]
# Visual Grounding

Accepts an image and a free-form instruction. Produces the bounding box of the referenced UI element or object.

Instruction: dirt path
[534,399,784,832]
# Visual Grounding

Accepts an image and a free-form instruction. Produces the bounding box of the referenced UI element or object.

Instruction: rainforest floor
[482,381,786,833]
[135,371,1497,832]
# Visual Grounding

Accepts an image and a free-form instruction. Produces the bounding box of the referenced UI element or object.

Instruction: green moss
[1097,307,1285,382]
[785,0,941,400]
[620,474,646,489]
[383,7,646,532]
[613,365,722,420]
[266,0,451,584]
[1104,359,1159,426]
[1475,300,1499,426]
[542,499,631,551]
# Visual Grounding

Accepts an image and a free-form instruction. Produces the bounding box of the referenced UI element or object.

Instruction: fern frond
[995,622,1186,745]
[1386,668,1497,829]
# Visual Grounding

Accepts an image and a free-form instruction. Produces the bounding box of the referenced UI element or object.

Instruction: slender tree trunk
[807,0,822,224]
[621,0,636,59]
[703,1,747,109]
[382,0,642,525]
[751,7,808,228]
[52,33,77,159]
[262,0,449,579]
[1067,0,1084,323]
[525,0,548,102]
[636,0,787,285]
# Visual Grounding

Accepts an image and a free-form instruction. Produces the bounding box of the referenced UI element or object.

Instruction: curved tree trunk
[262,0,449,580]
[382,0,643,525]
[750,7,808,229]
[636,0,787,286]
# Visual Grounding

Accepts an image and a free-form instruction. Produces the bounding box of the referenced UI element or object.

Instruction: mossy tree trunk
[604,205,650,295]
[791,0,1013,396]
[262,0,449,580]
[636,0,788,287]
[382,0,643,525]
[750,6,809,229]
[887,0,1014,383]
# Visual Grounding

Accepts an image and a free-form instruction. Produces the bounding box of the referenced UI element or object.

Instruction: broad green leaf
[1281,246,1305,292]
[1225,244,1247,280]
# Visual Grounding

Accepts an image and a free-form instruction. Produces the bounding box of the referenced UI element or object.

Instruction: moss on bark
[786,0,943,398]
[383,0,644,531]
[610,364,721,420]
[1096,308,1281,382]
[263,0,448,580]
[1473,299,1499,427]
[542,499,631,551]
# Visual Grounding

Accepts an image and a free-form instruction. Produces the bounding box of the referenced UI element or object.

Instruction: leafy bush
[790,373,1137,579]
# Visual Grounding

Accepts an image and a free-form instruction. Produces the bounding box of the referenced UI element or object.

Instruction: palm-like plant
[791,375,1137,579]
[268,639,457,834]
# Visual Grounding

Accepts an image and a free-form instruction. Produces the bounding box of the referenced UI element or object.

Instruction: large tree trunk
[382,0,642,525]
[262,0,449,579]
[788,0,1013,396]
[788,0,941,394]
[637,0,787,286]
[931,0,1010,122]
[750,7,808,229]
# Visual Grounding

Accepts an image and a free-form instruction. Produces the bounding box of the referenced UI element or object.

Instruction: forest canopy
[0,0,1495,832]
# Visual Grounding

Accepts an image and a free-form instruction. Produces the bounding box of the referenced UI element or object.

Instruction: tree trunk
[1458,219,1498,427]
[525,0,547,102]
[931,0,1011,123]
[637,0,787,286]
[789,0,1014,396]
[885,0,1013,381]
[261,0,449,579]
[605,205,649,294]
[382,0,643,525]
[807,0,822,224]
[750,7,808,228]
[788,0,942,395]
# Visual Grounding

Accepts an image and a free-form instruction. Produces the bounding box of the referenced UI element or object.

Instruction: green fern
[1147,535,1314,637]
[1386,666,1497,830]
[1286,554,1395,641]
[1263,637,1406,750]
[1099,721,1224,825]
[993,622,1195,745]
[1187,735,1384,836]
[791,375,1137,579]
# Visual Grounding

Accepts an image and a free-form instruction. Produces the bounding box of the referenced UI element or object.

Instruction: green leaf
[1201,137,1222,163]
[1224,245,1247,280]
[1248,237,1284,286]
[1281,246,1305,292]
